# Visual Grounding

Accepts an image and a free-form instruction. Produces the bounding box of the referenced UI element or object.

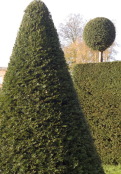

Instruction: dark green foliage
[83,17,116,51]
[73,62,121,165]
[0,1,105,174]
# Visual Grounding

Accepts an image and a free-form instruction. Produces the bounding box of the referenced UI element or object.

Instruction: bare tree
[59,14,85,45]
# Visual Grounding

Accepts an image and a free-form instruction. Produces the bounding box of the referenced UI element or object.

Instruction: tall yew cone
[0,1,105,173]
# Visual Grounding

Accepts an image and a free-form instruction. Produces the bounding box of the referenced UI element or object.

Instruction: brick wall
[0,68,7,88]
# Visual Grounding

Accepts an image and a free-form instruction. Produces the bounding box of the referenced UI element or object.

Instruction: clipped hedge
[0,1,105,174]
[73,62,121,165]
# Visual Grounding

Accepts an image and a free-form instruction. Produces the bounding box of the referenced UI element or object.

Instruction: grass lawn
[103,165,121,174]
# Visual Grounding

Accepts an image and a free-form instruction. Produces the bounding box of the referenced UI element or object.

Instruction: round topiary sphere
[83,17,116,51]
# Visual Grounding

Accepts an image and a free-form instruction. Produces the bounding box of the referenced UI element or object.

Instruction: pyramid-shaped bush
[0,1,105,173]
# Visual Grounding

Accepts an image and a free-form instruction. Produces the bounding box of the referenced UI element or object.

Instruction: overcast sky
[0,0,121,67]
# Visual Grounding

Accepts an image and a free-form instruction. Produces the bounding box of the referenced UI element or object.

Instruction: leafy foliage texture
[83,17,116,51]
[0,1,105,174]
[73,62,121,165]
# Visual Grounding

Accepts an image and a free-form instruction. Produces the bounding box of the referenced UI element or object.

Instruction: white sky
[0,0,121,67]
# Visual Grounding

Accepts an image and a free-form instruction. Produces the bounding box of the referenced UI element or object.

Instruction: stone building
[0,67,7,88]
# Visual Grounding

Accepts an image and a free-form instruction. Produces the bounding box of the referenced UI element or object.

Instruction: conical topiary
[0,1,105,173]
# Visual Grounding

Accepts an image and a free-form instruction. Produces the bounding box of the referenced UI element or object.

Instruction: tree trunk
[99,51,103,62]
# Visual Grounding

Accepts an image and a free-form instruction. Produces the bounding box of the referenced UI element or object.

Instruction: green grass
[103,165,121,174]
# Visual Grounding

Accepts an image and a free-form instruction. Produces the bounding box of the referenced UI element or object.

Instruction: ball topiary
[0,1,105,173]
[83,17,116,62]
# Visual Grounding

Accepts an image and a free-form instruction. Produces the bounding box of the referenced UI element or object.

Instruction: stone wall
[0,67,7,88]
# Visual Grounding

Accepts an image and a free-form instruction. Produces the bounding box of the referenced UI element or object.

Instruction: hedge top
[83,17,116,51]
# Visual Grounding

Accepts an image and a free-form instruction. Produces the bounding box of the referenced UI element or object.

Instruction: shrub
[73,62,121,165]
[0,1,105,174]
[103,164,121,174]
[83,17,115,52]
[83,17,116,62]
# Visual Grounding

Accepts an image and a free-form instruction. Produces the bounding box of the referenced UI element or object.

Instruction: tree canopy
[83,17,116,52]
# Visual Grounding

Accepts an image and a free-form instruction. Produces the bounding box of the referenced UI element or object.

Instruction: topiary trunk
[0,1,105,173]
[99,51,103,62]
